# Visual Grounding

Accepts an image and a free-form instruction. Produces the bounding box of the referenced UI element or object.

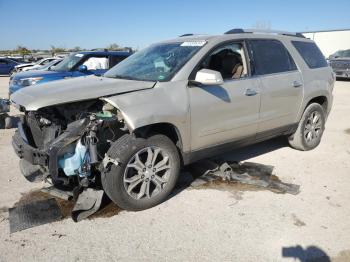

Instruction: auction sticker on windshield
[180,41,206,47]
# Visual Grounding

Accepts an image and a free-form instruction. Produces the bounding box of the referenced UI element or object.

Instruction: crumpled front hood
[11,75,156,111]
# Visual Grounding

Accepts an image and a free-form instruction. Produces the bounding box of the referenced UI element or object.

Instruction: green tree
[107,43,120,50]
[50,45,66,56]
[70,46,82,52]
[16,45,31,59]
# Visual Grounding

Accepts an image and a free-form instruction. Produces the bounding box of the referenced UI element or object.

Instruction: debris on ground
[71,188,104,222]
[41,186,73,201]
[189,160,300,195]
[7,159,299,232]
[9,198,62,233]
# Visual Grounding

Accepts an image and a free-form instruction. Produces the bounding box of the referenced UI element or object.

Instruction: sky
[0,0,349,50]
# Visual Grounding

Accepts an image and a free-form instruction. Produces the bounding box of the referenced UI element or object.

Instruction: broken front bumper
[12,129,48,182]
[12,128,48,167]
[12,118,90,183]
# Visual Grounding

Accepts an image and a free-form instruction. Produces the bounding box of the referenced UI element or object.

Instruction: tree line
[0,43,133,58]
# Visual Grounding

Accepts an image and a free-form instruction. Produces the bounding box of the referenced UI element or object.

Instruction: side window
[198,42,248,80]
[292,41,327,69]
[0,59,8,64]
[249,39,297,75]
[83,56,109,70]
[109,55,127,68]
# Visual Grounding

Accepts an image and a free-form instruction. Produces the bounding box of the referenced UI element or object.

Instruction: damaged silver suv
[11,29,334,211]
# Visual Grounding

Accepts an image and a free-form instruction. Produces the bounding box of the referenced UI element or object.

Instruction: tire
[102,134,180,211]
[288,103,326,151]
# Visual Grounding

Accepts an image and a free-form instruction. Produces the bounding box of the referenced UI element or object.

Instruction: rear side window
[249,39,297,75]
[109,55,127,68]
[292,41,327,69]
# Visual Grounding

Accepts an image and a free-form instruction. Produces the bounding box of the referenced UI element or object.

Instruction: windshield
[333,49,350,58]
[104,42,205,82]
[53,53,84,72]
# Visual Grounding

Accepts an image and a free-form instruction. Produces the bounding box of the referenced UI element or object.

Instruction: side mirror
[78,64,88,72]
[194,69,224,86]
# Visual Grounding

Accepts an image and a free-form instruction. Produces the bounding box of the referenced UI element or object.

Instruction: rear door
[247,39,303,135]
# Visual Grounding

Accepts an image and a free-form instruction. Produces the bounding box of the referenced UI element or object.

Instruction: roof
[163,29,308,44]
[75,50,131,56]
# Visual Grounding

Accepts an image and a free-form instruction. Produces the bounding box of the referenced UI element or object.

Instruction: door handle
[293,80,303,88]
[245,88,258,96]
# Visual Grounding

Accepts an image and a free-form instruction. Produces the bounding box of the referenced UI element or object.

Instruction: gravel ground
[0,76,349,262]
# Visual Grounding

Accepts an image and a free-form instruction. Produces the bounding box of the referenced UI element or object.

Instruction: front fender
[102,81,191,152]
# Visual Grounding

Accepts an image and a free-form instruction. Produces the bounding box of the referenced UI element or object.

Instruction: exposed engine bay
[12,99,126,190]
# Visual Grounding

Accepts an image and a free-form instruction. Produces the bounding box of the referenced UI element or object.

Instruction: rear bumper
[333,69,350,78]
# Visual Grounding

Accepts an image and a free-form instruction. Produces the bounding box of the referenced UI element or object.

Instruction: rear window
[249,39,297,75]
[292,41,327,69]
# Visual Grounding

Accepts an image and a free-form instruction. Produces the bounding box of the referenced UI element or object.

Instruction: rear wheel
[102,134,180,211]
[288,103,326,151]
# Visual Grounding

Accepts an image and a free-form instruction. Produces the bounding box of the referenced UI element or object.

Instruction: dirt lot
[0,76,349,261]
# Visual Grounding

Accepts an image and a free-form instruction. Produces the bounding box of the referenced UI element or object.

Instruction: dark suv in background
[329,49,350,79]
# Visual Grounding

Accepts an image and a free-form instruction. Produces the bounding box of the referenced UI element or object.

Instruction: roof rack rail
[224,28,305,38]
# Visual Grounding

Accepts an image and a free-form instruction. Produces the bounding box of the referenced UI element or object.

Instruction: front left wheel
[102,134,180,211]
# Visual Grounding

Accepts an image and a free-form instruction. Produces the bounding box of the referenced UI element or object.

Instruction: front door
[189,41,261,151]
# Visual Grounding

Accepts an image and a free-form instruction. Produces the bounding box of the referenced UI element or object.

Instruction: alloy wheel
[123,146,171,200]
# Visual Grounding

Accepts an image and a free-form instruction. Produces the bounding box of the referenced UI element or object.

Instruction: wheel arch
[306,95,328,113]
[133,122,184,162]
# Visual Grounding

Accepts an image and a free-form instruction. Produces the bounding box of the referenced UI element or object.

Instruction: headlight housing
[19,77,43,87]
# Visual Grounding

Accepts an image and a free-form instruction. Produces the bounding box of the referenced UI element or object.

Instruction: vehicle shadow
[170,136,289,197]
[282,245,331,262]
[219,136,288,162]
[199,85,231,102]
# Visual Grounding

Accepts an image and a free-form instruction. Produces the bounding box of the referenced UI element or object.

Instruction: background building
[302,29,350,58]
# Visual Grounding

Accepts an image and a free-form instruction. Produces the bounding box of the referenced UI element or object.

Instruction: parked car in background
[10,29,334,211]
[0,58,23,75]
[328,49,350,79]
[12,57,58,73]
[31,58,63,71]
[9,51,131,95]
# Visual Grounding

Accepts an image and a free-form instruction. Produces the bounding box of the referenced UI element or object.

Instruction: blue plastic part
[58,140,90,177]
